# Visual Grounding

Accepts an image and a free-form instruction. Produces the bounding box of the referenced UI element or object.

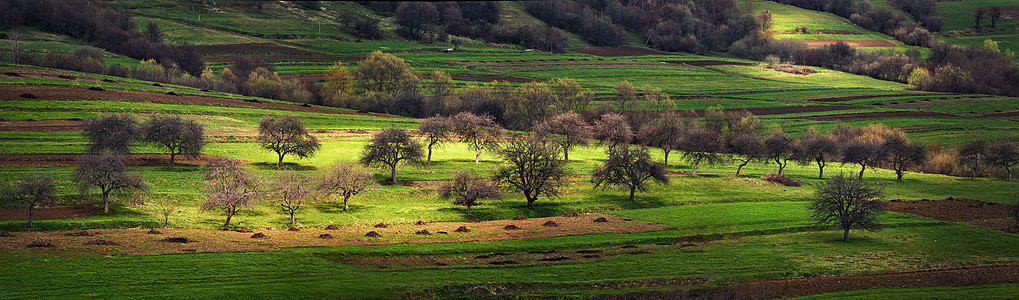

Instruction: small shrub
[763,173,801,187]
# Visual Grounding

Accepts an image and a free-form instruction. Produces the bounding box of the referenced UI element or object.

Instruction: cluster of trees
[523,1,628,47]
[0,0,204,75]
[973,6,1007,30]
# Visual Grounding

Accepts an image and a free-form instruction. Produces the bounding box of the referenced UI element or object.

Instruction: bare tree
[360,128,424,184]
[959,140,989,180]
[145,22,163,43]
[451,112,503,164]
[83,114,140,154]
[765,133,797,175]
[592,145,669,202]
[729,133,767,176]
[534,112,592,162]
[494,136,568,210]
[202,158,261,228]
[419,116,453,166]
[800,136,841,179]
[593,113,633,149]
[680,128,727,175]
[153,197,179,227]
[257,115,321,168]
[272,170,314,225]
[440,172,502,215]
[73,153,148,213]
[809,173,886,242]
[9,28,21,64]
[880,134,928,181]
[5,176,58,228]
[637,113,688,166]
[141,115,204,167]
[986,142,1018,181]
[842,141,882,180]
[319,161,377,211]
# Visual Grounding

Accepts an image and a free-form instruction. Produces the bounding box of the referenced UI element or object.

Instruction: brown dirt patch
[569,47,674,57]
[0,214,669,258]
[782,93,925,102]
[800,111,957,121]
[281,72,536,83]
[0,205,103,221]
[0,86,398,118]
[194,43,361,63]
[0,153,232,167]
[894,126,948,132]
[194,43,317,55]
[663,60,754,66]
[202,54,362,63]
[684,105,861,117]
[886,198,1018,233]
[801,39,899,48]
[983,110,1019,118]
[0,119,84,132]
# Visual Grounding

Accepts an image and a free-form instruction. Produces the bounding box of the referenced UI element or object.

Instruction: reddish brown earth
[886,198,1018,233]
[280,72,535,83]
[983,110,1019,118]
[0,205,103,221]
[663,60,755,66]
[194,43,361,63]
[201,54,362,63]
[687,105,862,116]
[568,47,674,57]
[800,111,957,121]
[0,119,84,132]
[0,86,396,117]
[801,40,899,48]
[0,153,232,166]
[194,43,317,55]
[782,93,925,102]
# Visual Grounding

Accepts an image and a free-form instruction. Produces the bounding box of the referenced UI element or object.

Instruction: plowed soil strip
[0,205,102,221]
[687,105,862,116]
[0,153,231,166]
[663,60,754,66]
[280,73,535,83]
[569,47,674,57]
[783,93,925,102]
[201,54,362,63]
[735,264,1019,299]
[0,86,394,117]
[0,119,84,132]
[886,198,1018,233]
[194,43,315,55]
[800,111,956,121]
[801,39,899,48]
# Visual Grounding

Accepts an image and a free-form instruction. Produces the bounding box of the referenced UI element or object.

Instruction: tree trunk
[971,160,978,180]
[816,160,825,179]
[343,195,350,211]
[859,163,866,180]
[467,204,473,215]
[1008,168,1013,181]
[389,165,398,184]
[843,228,850,242]
[896,169,904,181]
[102,191,111,214]
[663,150,670,167]
[290,210,297,225]
[737,161,748,176]
[629,187,636,202]
[475,149,482,164]
[27,205,34,228]
[278,153,285,168]
[692,157,702,175]
[427,146,433,166]
[224,208,234,227]
[169,151,177,168]
[564,147,570,162]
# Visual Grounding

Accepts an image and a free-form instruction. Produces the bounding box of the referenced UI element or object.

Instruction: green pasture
[936,0,1019,31]
[756,1,894,41]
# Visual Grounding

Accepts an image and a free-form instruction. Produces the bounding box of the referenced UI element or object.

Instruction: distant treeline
[0,0,204,76]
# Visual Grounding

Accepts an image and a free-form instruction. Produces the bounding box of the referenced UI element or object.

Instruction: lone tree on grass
[451,112,503,164]
[319,161,377,211]
[5,176,58,228]
[808,173,886,242]
[765,132,797,175]
[729,133,767,176]
[799,136,841,179]
[534,112,592,162]
[880,134,928,181]
[141,115,205,167]
[203,158,261,228]
[84,114,140,154]
[419,116,453,166]
[440,172,502,215]
[272,170,314,225]
[257,115,321,168]
[360,128,424,184]
[592,146,669,202]
[986,142,1018,181]
[73,154,148,214]
[959,140,988,180]
[679,128,727,175]
[494,137,568,210]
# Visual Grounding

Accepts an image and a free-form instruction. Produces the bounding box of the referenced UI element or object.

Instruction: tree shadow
[250,162,318,171]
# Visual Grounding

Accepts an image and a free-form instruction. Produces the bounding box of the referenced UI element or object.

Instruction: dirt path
[0,119,84,132]
[887,198,1018,233]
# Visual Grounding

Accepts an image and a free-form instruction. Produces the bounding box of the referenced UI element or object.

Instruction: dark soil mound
[250,233,268,239]
[539,256,570,262]
[529,250,556,254]
[414,220,427,225]
[467,218,481,223]
[454,226,471,233]
[318,234,334,239]
[20,93,37,99]
[593,217,609,223]
[475,254,490,259]
[57,75,75,80]
[146,228,162,235]
[576,249,602,254]
[365,231,381,237]
[488,260,517,265]
[27,240,54,248]
[374,223,388,228]
[503,225,520,230]
[84,239,118,246]
[152,83,162,87]
[513,214,527,220]
[288,227,301,232]
[102,79,116,83]
[65,231,94,236]
[0,231,13,237]
[542,221,559,227]
[4,72,21,77]
[235,227,253,233]
[581,254,601,259]
[166,91,179,96]
[161,237,194,243]
[88,86,104,91]
[562,213,580,217]
[621,245,638,249]
[415,230,432,235]
[325,225,339,230]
